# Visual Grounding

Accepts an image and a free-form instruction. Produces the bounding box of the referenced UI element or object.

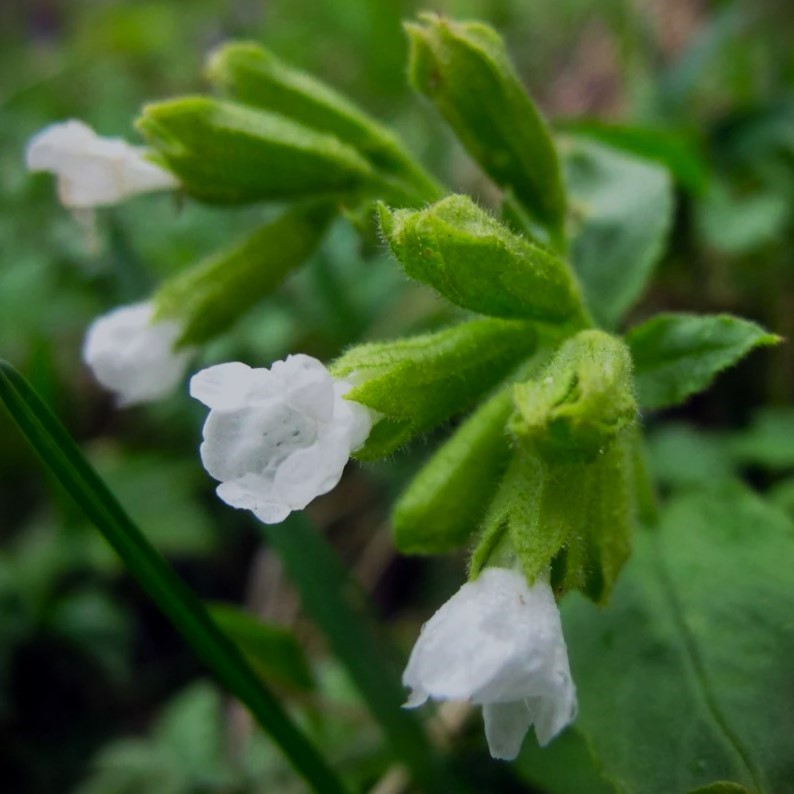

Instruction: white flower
[190,356,373,524]
[83,302,193,406]
[403,567,577,761]
[26,120,177,208]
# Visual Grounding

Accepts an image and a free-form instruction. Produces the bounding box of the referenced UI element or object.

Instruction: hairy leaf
[627,313,779,410]
[563,484,794,793]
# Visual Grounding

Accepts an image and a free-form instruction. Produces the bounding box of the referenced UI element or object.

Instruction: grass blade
[0,360,348,794]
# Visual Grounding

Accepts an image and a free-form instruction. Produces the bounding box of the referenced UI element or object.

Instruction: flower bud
[137,97,375,204]
[379,195,585,324]
[510,330,637,462]
[405,14,566,238]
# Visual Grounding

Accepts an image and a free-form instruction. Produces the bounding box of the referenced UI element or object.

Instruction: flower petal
[482,701,532,761]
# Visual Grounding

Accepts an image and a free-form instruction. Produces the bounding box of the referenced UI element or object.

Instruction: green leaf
[646,423,734,488]
[562,484,794,794]
[333,317,537,458]
[137,97,375,204]
[392,386,514,554]
[208,603,315,693]
[564,137,674,329]
[696,181,789,255]
[406,13,566,240]
[258,514,457,793]
[627,313,779,410]
[0,361,348,794]
[206,41,441,203]
[153,203,334,346]
[728,408,794,470]
[378,195,586,324]
[516,728,616,794]
[558,120,709,194]
[510,330,637,462]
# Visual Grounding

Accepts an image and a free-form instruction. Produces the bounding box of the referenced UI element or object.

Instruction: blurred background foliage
[1,0,792,791]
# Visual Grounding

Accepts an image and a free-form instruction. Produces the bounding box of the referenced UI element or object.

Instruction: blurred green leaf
[627,313,779,410]
[728,408,794,470]
[558,120,708,194]
[0,360,348,794]
[646,423,734,488]
[208,603,315,693]
[516,727,615,794]
[562,483,794,793]
[565,138,674,330]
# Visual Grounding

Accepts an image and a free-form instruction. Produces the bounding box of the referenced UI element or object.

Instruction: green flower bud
[206,42,441,203]
[137,97,375,204]
[406,14,566,240]
[510,330,637,462]
[152,203,334,346]
[378,195,586,324]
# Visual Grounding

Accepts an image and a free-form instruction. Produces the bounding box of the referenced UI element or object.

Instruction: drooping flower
[403,566,577,761]
[190,356,373,524]
[83,302,193,406]
[26,120,177,208]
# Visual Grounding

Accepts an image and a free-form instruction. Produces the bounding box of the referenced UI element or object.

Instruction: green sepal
[471,432,635,603]
[510,330,637,463]
[152,203,334,346]
[332,317,537,459]
[392,386,514,554]
[378,195,586,324]
[406,13,566,240]
[206,42,441,204]
[137,97,375,204]
[627,313,780,411]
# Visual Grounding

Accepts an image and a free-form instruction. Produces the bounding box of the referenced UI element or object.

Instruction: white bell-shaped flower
[190,356,373,524]
[403,567,577,761]
[26,120,177,208]
[83,302,193,406]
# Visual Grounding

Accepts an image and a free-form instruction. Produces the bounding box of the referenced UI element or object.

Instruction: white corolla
[26,119,176,208]
[190,356,373,524]
[83,302,192,406]
[403,566,577,760]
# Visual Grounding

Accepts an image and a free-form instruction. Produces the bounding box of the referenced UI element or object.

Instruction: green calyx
[510,329,637,462]
[378,195,587,325]
[331,317,537,459]
[470,431,637,603]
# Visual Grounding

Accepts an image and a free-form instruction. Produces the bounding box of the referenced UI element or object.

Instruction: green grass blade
[261,514,459,792]
[0,360,348,794]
